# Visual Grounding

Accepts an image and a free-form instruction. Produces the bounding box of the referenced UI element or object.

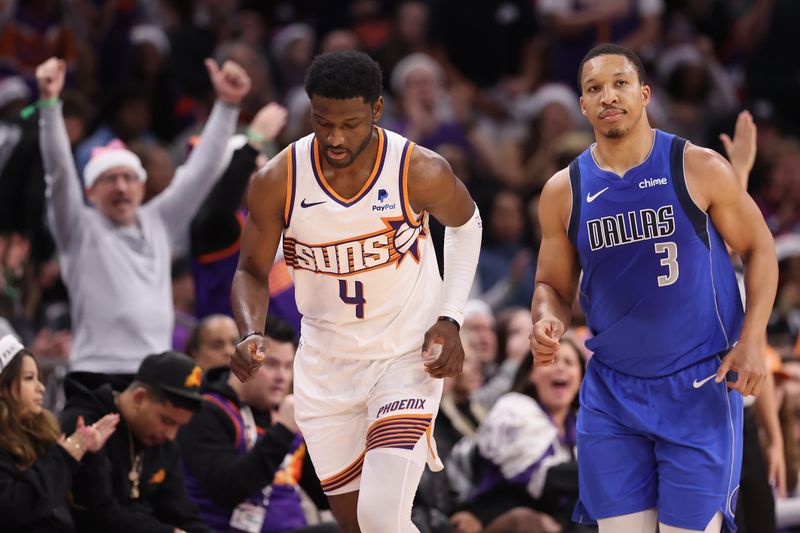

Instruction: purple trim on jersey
[285,143,297,228]
[397,139,415,226]
[310,128,388,207]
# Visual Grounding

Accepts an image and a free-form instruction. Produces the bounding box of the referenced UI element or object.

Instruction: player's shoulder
[539,167,573,227]
[541,167,572,200]
[407,144,454,183]
[683,143,733,178]
[251,146,291,191]
[683,142,739,208]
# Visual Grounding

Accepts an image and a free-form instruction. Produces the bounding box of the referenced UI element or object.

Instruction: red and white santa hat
[83,139,147,188]
[0,334,24,374]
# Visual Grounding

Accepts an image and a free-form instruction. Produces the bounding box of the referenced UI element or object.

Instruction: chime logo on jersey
[283,216,425,276]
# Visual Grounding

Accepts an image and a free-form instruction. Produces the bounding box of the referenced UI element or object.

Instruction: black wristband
[238,330,263,344]
[437,316,461,330]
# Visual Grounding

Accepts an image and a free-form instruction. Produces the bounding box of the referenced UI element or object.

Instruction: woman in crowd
[451,335,586,533]
[0,334,118,532]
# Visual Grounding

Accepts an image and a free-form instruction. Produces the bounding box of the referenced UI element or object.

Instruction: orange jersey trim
[399,141,423,227]
[311,128,386,206]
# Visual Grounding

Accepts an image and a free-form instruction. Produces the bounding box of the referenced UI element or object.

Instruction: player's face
[310,95,383,168]
[242,339,294,410]
[87,166,145,226]
[530,343,582,412]
[579,54,650,140]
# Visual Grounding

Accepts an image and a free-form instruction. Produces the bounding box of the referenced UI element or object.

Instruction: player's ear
[372,96,384,123]
[641,84,651,106]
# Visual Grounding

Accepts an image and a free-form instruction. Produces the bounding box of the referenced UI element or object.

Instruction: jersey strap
[567,158,582,245]
[668,136,709,248]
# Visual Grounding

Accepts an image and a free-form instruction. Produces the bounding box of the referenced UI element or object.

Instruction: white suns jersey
[282,128,442,360]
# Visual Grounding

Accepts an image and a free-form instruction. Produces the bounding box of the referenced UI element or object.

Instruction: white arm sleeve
[440,204,482,326]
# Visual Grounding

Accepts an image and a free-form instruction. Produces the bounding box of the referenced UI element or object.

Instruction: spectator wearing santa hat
[35,56,250,379]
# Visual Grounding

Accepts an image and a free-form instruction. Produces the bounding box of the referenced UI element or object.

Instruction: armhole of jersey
[669,136,710,248]
[567,159,581,245]
[399,140,421,227]
[284,143,297,228]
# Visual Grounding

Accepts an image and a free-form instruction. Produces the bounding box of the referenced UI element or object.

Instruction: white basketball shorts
[293,339,444,495]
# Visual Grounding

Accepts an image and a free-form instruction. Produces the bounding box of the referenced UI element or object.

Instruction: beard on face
[322,128,374,168]
[603,126,627,139]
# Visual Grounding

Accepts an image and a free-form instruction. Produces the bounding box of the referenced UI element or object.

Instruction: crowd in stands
[1,0,800,532]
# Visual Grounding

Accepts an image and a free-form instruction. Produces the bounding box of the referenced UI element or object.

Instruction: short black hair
[304,51,383,104]
[577,43,646,91]
[264,315,297,347]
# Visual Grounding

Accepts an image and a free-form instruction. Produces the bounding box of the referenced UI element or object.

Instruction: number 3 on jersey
[339,280,366,318]
[654,241,679,287]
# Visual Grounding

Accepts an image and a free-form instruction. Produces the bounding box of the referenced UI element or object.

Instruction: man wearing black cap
[60,351,212,533]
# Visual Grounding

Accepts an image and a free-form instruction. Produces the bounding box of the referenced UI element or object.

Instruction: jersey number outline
[339,280,366,319]
[654,241,679,287]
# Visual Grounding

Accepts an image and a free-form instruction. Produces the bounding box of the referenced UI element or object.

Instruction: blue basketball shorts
[573,355,743,532]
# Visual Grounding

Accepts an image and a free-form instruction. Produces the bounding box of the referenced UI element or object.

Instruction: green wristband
[20,97,60,120]
[245,127,266,146]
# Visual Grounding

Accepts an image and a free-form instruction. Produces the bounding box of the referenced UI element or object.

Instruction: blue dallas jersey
[568,129,744,377]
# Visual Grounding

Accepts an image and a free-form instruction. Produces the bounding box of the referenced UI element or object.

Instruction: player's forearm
[739,242,778,343]
[441,204,482,325]
[231,268,270,335]
[531,282,572,329]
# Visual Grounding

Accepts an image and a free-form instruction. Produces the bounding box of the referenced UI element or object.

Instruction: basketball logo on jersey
[283,215,426,276]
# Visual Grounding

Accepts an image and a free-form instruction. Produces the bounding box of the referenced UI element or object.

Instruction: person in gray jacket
[35,56,250,376]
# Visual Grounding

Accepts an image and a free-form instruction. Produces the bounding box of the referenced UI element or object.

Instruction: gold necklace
[127,428,144,499]
[114,393,144,500]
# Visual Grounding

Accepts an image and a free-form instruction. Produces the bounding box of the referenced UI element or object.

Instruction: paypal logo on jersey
[639,177,668,189]
[373,188,396,211]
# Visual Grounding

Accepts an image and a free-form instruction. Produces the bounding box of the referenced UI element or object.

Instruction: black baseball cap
[135,351,204,407]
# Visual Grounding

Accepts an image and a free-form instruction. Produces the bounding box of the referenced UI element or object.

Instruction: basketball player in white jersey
[231,51,482,533]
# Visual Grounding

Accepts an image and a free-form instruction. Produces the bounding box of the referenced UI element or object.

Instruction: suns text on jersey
[283,217,423,276]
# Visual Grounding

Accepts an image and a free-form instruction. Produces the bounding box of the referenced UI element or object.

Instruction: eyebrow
[312,113,362,123]
[584,71,630,83]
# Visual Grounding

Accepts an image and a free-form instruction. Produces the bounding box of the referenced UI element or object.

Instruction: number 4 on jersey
[339,280,366,319]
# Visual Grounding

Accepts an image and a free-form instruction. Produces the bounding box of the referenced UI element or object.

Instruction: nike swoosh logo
[300,199,326,208]
[586,187,609,203]
[692,373,717,389]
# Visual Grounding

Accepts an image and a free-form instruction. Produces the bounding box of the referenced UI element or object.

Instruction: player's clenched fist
[231,333,267,382]
[530,316,564,366]
[36,57,66,100]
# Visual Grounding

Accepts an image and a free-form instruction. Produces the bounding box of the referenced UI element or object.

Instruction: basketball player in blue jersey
[530,43,778,533]
[230,51,482,533]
